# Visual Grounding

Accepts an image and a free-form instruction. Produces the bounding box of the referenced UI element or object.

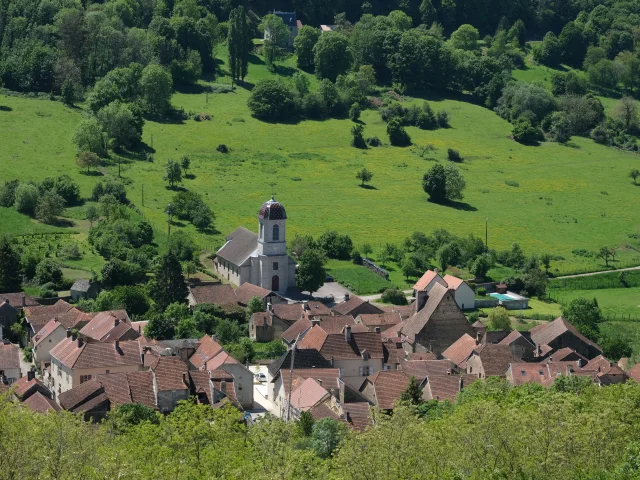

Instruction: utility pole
[485,217,489,252]
[167,203,173,238]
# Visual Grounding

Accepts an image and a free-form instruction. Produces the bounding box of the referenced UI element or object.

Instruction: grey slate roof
[71,279,91,292]
[216,227,258,266]
[273,11,297,27]
[267,348,333,376]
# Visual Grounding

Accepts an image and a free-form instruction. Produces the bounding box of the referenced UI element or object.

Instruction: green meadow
[2,50,640,277]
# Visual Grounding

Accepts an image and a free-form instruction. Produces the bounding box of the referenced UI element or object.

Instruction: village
[0,196,634,427]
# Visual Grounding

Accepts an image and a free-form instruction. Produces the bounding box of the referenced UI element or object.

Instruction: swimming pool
[490,292,517,301]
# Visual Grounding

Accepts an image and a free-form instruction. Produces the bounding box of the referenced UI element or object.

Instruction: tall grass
[549,270,640,290]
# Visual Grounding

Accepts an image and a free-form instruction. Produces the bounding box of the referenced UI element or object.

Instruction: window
[260,223,264,239]
[273,261,279,271]
[521,371,526,376]
[105,370,109,374]
[273,224,280,241]
[80,375,92,384]
[359,366,370,376]
[339,368,344,376]
[384,365,390,371]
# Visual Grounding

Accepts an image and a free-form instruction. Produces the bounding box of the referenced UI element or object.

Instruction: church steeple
[257,197,287,255]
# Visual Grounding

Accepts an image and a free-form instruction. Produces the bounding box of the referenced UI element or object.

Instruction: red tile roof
[189,335,224,370]
[356,312,402,329]
[413,270,441,291]
[316,316,364,335]
[280,368,341,394]
[272,303,305,322]
[290,378,330,411]
[471,343,521,376]
[364,370,411,410]
[442,274,465,290]
[509,363,555,387]
[442,333,477,368]
[298,326,384,360]
[0,293,39,308]
[79,312,139,342]
[24,300,74,332]
[332,296,383,317]
[583,355,613,372]
[400,359,456,380]
[50,338,142,369]
[10,374,48,399]
[423,374,478,402]
[189,284,237,306]
[205,351,239,371]
[153,356,190,391]
[0,343,20,369]
[58,380,103,410]
[235,282,273,305]
[627,362,640,382]
[22,391,60,413]
[54,308,92,330]
[32,319,64,348]
[251,312,271,327]
[281,318,312,344]
[546,347,588,363]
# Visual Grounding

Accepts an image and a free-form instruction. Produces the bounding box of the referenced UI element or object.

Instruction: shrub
[35,259,63,286]
[477,287,487,296]
[352,251,363,265]
[436,110,450,127]
[387,118,411,146]
[14,183,39,216]
[381,288,408,305]
[247,79,295,120]
[447,148,462,162]
[366,136,382,147]
[217,144,229,153]
[512,119,543,144]
[350,124,366,149]
[0,180,19,207]
[349,102,361,122]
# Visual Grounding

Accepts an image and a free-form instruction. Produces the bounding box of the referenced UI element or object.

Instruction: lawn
[478,297,562,320]
[325,259,393,295]
[550,287,640,321]
[3,48,640,276]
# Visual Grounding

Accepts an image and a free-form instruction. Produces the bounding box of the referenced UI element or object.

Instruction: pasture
[2,50,640,276]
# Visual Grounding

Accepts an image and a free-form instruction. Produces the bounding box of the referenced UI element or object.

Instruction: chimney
[182,372,188,386]
[66,329,72,338]
[374,327,381,333]
[415,290,429,312]
[27,369,35,382]
[345,411,352,424]
[446,369,451,376]
[344,293,350,302]
[21,295,26,307]
[267,302,272,312]
[345,325,352,342]
[317,379,322,386]
[434,268,439,274]
[475,332,482,344]
[114,318,119,327]
[220,380,226,393]
[71,332,77,342]
[3,299,8,306]
[77,336,83,348]
[114,340,120,351]
[303,301,309,311]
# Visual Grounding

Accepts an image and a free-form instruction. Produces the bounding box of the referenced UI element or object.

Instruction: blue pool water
[490,293,515,301]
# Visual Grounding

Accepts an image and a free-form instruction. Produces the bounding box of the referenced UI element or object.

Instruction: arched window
[273,224,280,241]
[260,223,264,239]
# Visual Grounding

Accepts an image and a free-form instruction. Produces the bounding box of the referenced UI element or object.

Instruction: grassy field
[550,287,640,320]
[325,259,393,295]
[3,49,640,276]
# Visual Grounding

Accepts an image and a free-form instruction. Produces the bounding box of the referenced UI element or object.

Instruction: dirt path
[555,265,640,279]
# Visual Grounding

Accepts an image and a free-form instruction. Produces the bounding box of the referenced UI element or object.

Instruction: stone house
[466,344,521,378]
[359,370,411,410]
[0,342,21,384]
[332,294,383,318]
[529,317,602,360]
[70,279,100,301]
[498,330,536,359]
[149,355,191,413]
[79,311,139,343]
[401,284,475,355]
[234,282,285,308]
[442,333,478,369]
[0,293,39,335]
[413,270,448,294]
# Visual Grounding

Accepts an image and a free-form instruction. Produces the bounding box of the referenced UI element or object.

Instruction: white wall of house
[424,274,448,293]
[33,326,67,365]
[1,366,20,384]
[215,257,244,287]
[333,358,383,378]
[452,283,475,310]
[221,363,253,408]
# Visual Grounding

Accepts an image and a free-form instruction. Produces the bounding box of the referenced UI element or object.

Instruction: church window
[273,262,279,271]
[260,223,263,239]
[273,224,280,241]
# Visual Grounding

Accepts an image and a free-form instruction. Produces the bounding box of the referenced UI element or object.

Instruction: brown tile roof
[251,312,271,327]
[211,379,238,408]
[153,356,190,391]
[79,312,139,342]
[216,226,258,266]
[126,371,157,408]
[472,343,521,377]
[280,368,340,394]
[356,312,402,329]
[407,352,438,360]
[384,343,405,365]
[282,318,313,344]
[205,350,240,371]
[131,321,148,335]
[380,321,406,342]
[442,274,465,290]
[627,362,640,382]
[547,347,588,363]
[442,333,477,368]
[56,308,93,330]
[400,359,456,380]
[23,391,60,413]
[316,316,364,335]
[413,270,441,291]
[32,319,64,348]
[190,370,212,403]
[306,302,331,316]
[0,293,39,308]
[423,374,479,402]
[332,296,383,317]
[50,338,142,369]
[499,330,533,347]
[364,370,411,410]
[379,303,416,320]
[189,335,224,370]
[343,402,371,431]
[290,378,330,411]
[401,283,450,340]
[59,380,104,410]
[509,363,555,387]
[24,300,74,332]
[583,355,613,372]
[0,343,20,369]
[189,284,237,306]
[310,401,340,421]
[529,317,602,352]
[89,310,131,323]
[298,326,384,360]
[272,303,304,322]
[235,283,272,305]
[10,374,48,399]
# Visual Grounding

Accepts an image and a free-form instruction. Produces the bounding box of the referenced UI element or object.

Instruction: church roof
[216,227,258,266]
[258,197,287,220]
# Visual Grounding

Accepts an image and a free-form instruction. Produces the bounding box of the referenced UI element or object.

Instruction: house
[266,347,332,400]
[58,379,111,421]
[422,374,479,402]
[47,336,144,399]
[263,11,301,49]
[70,279,100,301]
[583,355,630,385]
[0,342,21,384]
[506,360,586,387]
[529,317,602,360]
[466,344,521,378]
[355,312,402,332]
[149,355,191,413]
[332,293,383,318]
[544,347,588,363]
[234,282,285,308]
[401,284,475,355]
[252,301,333,343]
[215,197,297,294]
[298,325,384,378]
[310,398,372,431]
[442,333,478,369]
[32,318,67,366]
[281,317,313,345]
[24,299,74,339]
[442,274,475,310]
[359,370,411,410]
[498,330,535,359]
[23,391,60,413]
[273,368,340,418]
[190,369,240,409]
[413,269,447,294]
[399,358,458,381]
[0,293,39,334]
[189,335,253,408]
[10,371,52,401]
[187,284,238,309]
[627,362,640,383]
[79,311,139,343]
[320,25,337,33]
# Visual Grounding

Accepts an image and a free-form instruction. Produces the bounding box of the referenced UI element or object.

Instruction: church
[215,197,297,293]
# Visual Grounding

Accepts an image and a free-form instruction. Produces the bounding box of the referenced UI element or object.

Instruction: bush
[436,110,450,128]
[447,148,462,162]
[477,287,487,296]
[247,79,295,120]
[91,181,127,203]
[0,180,19,207]
[350,124,366,149]
[352,251,363,265]
[349,102,361,122]
[217,144,229,153]
[381,288,408,305]
[35,259,63,286]
[39,282,57,298]
[512,119,543,144]
[14,183,39,216]
[387,118,411,146]
[366,136,382,147]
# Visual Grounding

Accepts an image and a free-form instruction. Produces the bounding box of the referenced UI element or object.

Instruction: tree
[0,237,21,293]
[562,297,602,341]
[35,191,65,224]
[351,124,366,148]
[599,333,632,360]
[436,243,460,271]
[387,118,411,146]
[400,376,423,405]
[533,32,561,66]
[261,14,290,70]
[540,253,552,273]
[246,296,264,319]
[422,164,447,202]
[164,159,182,188]
[313,32,352,82]
[419,0,437,25]
[487,307,511,331]
[148,253,188,310]
[144,314,176,340]
[401,256,421,280]
[140,64,173,115]
[512,119,542,144]
[180,155,190,176]
[73,117,107,156]
[443,164,466,200]
[184,261,196,279]
[598,246,615,267]
[450,24,479,51]
[349,103,361,122]
[96,101,142,151]
[292,72,310,96]
[630,169,640,185]
[13,183,39,216]
[470,254,492,279]
[356,168,373,187]
[311,418,347,459]
[247,79,295,120]
[296,249,326,295]
[361,243,373,259]
[76,152,100,173]
[298,411,315,436]
[381,288,408,305]
[228,6,250,83]
[507,20,526,47]
[614,96,639,133]
[294,26,320,70]
[35,259,63,286]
